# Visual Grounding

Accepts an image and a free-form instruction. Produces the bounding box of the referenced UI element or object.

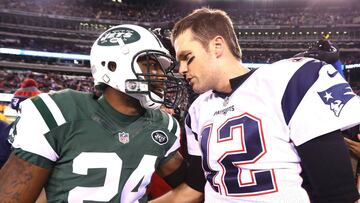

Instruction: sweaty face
[174,29,214,94]
[137,55,166,98]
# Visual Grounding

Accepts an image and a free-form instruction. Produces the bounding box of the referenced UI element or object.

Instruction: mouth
[152,87,164,97]
[186,76,192,84]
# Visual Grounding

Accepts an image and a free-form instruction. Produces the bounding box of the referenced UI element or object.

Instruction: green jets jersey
[11,89,181,203]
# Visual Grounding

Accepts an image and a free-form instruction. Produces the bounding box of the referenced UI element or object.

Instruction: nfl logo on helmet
[118,132,130,144]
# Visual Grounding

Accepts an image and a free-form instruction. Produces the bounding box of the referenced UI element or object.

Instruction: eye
[183,52,193,64]
[148,62,157,67]
[187,56,195,65]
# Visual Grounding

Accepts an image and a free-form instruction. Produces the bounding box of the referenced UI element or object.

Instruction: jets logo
[318,83,355,117]
[98,27,140,46]
[151,130,168,145]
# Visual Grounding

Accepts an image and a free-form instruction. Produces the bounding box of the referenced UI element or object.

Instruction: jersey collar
[97,95,142,123]
[213,69,256,98]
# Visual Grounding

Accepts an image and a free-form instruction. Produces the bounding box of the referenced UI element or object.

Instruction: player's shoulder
[49,89,93,103]
[144,109,180,135]
[270,57,325,72]
[190,90,213,107]
[253,57,326,85]
[22,89,96,123]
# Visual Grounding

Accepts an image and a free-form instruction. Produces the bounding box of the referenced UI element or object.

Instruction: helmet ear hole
[108,61,117,72]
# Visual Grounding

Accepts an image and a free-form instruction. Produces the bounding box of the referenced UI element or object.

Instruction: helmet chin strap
[130,93,162,110]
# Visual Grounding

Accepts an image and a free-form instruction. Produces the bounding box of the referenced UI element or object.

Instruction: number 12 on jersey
[200,113,278,197]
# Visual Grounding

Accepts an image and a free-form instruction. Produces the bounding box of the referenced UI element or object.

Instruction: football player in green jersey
[0,24,191,203]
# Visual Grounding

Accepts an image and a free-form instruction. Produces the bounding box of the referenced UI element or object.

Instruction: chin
[193,87,206,94]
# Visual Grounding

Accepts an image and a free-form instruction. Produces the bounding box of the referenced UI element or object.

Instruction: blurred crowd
[0,69,93,94]
[1,50,359,67]
[1,0,360,26]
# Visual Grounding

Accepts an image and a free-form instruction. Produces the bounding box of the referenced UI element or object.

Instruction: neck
[103,87,144,116]
[215,58,249,93]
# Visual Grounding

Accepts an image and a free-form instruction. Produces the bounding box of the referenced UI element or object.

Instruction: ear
[212,36,225,58]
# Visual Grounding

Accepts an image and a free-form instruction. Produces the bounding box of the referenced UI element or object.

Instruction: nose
[178,61,188,76]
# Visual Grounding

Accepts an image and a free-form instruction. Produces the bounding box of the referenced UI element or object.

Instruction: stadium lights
[346,64,360,69]
[0,48,90,60]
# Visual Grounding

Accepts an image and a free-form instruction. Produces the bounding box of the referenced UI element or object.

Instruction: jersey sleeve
[288,62,360,145]
[185,99,202,156]
[164,112,181,158]
[156,112,182,166]
[11,93,66,168]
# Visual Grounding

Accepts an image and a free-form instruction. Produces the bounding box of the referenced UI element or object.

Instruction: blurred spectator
[10,78,41,111]
[0,78,42,168]
[0,119,11,168]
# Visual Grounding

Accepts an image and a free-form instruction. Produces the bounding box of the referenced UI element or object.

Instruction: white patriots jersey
[185,57,360,203]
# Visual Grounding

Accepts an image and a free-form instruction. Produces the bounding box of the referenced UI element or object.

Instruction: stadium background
[0,0,359,121]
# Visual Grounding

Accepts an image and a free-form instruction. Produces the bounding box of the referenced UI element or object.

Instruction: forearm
[0,153,50,203]
[149,183,203,203]
[297,130,359,203]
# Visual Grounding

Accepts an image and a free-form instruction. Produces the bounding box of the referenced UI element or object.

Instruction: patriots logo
[318,83,355,117]
[118,132,130,144]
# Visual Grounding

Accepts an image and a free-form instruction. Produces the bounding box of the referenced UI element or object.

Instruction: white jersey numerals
[121,155,157,203]
[68,152,156,203]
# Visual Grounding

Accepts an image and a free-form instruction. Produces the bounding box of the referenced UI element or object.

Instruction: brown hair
[171,7,241,60]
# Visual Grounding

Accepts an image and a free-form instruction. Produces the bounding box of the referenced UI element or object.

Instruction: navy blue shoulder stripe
[281,60,324,125]
[185,113,199,141]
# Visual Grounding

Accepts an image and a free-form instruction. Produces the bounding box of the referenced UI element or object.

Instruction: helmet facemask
[126,50,189,111]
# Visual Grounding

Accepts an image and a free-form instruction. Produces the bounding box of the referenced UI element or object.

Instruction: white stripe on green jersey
[38,93,66,126]
[12,95,60,161]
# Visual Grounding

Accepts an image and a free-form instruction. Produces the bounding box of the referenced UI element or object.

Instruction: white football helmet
[90,24,187,110]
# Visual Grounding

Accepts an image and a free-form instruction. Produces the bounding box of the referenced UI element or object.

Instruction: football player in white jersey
[152,8,360,203]
[0,24,192,203]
